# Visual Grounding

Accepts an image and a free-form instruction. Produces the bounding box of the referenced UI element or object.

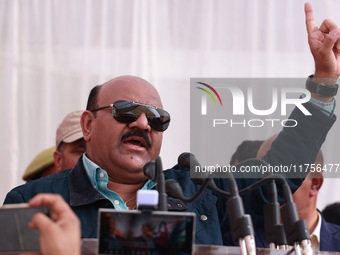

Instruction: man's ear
[54,150,63,172]
[81,111,93,142]
[310,172,323,196]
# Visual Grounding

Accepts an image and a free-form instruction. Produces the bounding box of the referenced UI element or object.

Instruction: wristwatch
[305,75,339,97]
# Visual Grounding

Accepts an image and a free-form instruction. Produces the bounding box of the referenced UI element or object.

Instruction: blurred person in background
[229,140,264,165]
[22,110,85,182]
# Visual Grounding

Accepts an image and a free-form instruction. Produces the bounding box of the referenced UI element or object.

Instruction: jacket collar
[68,156,103,207]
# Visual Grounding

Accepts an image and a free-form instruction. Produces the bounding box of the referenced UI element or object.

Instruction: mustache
[121,130,152,148]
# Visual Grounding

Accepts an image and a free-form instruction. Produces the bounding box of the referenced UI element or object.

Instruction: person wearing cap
[22,110,85,182]
[23,146,57,181]
[54,110,86,173]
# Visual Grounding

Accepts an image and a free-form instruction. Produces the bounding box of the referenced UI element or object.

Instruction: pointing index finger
[305,2,318,34]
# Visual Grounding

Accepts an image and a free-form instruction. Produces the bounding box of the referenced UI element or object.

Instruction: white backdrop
[1,0,339,210]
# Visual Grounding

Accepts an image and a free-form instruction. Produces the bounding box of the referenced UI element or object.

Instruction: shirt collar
[310,212,322,251]
[82,153,103,189]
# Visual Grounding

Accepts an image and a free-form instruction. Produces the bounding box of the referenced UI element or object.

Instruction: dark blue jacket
[320,216,340,252]
[3,103,336,245]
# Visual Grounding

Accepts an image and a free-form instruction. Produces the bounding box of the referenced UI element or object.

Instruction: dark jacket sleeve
[3,170,71,205]
[3,186,26,204]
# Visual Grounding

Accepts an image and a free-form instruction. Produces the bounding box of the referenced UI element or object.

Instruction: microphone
[166,152,221,202]
[264,180,287,249]
[177,152,199,168]
[225,178,256,255]
[165,178,213,203]
[143,160,157,181]
[155,156,167,211]
[165,179,186,200]
[142,156,167,211]
[177,152,225,194]
[280,189,312,255]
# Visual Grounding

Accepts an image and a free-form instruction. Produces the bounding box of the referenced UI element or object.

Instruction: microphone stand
[264,180,287,249]
[156,156,167,211]
[226,171,256,255]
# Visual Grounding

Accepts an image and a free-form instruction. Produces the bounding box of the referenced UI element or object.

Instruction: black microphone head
[143,161,157,181]
[165,179,185,199]
[177,152,219,191]
[178,152,194,168]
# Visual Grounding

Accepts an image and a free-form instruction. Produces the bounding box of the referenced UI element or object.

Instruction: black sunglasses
[92,100,171,132]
